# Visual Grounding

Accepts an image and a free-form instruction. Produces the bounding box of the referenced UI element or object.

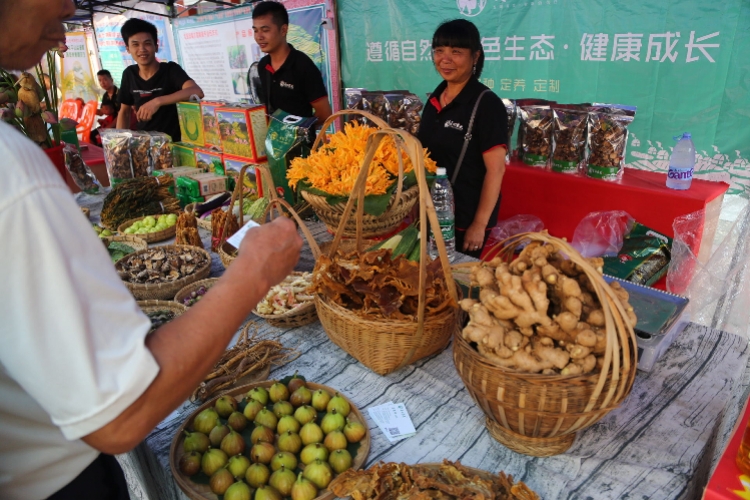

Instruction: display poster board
[338,0,750,195]
[60,31,100,103]
[173,0,340,111]
[93,3,176,87]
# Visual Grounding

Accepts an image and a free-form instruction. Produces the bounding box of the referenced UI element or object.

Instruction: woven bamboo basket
[137,300,188,317]
[315,129,460,375]
[452,232,638,457]
[173,278,220,306]
[218,164,279,269]
[116,245,212,300]
[299,109,419,239]
[101,234,148,252]
[118,215,176,243]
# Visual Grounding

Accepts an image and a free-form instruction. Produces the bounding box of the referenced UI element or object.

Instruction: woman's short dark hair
[431,19,485,78]
[252,1,289,28]
[121,18,159,48]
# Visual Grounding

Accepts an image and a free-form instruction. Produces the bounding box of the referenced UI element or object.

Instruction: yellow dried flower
[287,122,437,197]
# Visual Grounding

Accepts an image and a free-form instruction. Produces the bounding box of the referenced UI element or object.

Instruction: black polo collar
[263,44,300,75]
[429,77,482,112]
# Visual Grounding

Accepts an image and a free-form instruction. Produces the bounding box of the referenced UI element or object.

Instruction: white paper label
[225,219,261,249]
[367,402,416,443]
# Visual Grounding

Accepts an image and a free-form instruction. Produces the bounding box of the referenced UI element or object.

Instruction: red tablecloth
[497,160,729,241]
[80,142,105,167]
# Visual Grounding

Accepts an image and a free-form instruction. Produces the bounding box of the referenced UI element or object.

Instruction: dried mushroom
[117,246,208,284]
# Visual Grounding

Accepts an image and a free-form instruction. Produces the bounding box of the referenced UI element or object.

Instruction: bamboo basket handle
[255,164,279,202]
[261,197,321,260]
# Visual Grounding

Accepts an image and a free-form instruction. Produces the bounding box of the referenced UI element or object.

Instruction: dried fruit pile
[255,272,315,316]
[329,459,539,500]
[286,121,437,197]
[460,241,636,375]
[116,247,208,284]
[177,374,367,499]
[312,249,456,320]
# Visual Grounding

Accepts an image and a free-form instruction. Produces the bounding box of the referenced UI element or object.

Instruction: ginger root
[460,236,637,376]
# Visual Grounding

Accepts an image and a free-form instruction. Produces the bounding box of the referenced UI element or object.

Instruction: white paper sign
[225,219,260,249]
[367,402,416,443]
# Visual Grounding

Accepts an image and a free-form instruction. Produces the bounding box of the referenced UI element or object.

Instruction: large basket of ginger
[452,232,638,457]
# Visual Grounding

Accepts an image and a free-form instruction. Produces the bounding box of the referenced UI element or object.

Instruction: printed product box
[200,101,226,148]
[216,104,268,163]
[223,154,265,198]
[194,147,225,175]
[176,101,205,147]
[172,142,197,167]
[178,172,231,199]
[153,166,206,197]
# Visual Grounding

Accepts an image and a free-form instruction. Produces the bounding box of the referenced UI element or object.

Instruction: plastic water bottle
[429,167,456,262]
[666,133,695,190]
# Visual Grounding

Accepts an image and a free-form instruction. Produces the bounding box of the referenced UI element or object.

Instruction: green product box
[194,148,225,175]
[177,173,231,199]
[200,101,226,148]
[172,142,197,167]
[176,101,205,147]
[216,104,268,162]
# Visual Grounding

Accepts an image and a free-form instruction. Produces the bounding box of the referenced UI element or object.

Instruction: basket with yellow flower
[287,110,437,238]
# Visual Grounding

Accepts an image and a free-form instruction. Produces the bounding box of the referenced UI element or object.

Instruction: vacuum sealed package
[265,109,317,205]
[517,104,554,167]
[602,222,672,286]
[551,105,588,174]
[128,131,152,178]
[101,129,134,186]
[586,104,636,181]
[149,131,173,171]
[384,93,423,134]
[63,143,100,194]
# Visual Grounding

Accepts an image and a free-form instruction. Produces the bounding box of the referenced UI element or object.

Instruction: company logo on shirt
[444,120,464,131]
[280,81,294,90]
[132,88,162,98]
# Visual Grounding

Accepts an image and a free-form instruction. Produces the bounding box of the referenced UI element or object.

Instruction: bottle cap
[674,132,692,141]
[436,167,447,176]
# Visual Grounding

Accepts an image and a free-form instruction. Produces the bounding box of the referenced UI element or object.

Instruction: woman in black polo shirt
[418,19,508,258]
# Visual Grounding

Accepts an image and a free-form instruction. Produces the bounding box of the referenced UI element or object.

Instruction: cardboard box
[178,172,231,199]
[703,396,750,499]
[216,104,268,162]
[172,142,197,167]
[194,148,225,175]
[223,154,265,198]
[200,101,226,148]
[176,101,205,147]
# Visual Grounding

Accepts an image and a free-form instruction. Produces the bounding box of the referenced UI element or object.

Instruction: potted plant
[0,42,77,178]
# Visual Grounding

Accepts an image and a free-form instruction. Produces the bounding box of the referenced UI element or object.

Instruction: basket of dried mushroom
[116,245,212,300]
[312,129,460,376]
[452,232,638,457]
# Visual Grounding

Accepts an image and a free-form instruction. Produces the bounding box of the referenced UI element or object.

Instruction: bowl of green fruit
[118,213,179,243]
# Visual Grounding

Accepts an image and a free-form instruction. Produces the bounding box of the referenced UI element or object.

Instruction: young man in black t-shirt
[252,1,331,123]
[116,19,203,142]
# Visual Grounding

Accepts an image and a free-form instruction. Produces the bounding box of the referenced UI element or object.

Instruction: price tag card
[225,219,261,249]
[367,402,416,443]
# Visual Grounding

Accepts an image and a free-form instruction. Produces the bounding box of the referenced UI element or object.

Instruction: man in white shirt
[0,1,303,498]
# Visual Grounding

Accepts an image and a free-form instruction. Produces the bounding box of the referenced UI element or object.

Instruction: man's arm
[311,97,332,126]
[81,218,302,455]
[136,80,204,122]
[116,103,132,129]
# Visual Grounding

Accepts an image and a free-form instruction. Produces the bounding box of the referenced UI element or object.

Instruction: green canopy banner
[337,0,750,195]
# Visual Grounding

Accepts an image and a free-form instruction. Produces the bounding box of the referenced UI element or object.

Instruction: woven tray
[169,380,370,500]
[253,271,317,328]
[117,245,212,300]
[174,278,220,307]
[118,215,176,243]
[137,300,188,316]
[102,234,148,252]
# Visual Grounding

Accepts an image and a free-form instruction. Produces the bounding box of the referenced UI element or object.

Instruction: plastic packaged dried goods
[517,104,554,167]
[551,106,588,174]
[129,131,152,178]
[101,129,134,186]
[63,143,100,193]
[149,131,173,171]
[586,104,636,181]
